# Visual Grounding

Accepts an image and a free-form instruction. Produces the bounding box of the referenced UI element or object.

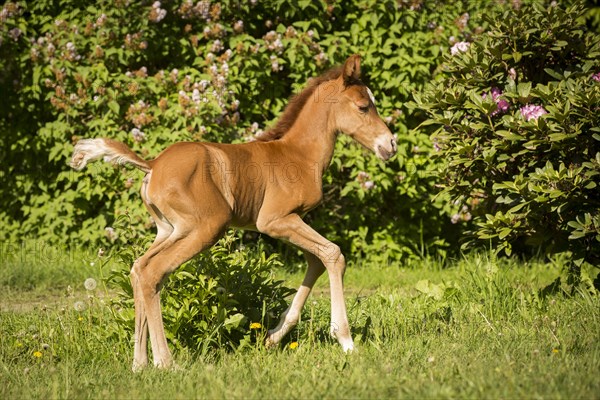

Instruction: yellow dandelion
[552,348,559,353]
[289,342,299,350]
[33,351,42,358]
[78,316,84,322]
[249,322,262,330]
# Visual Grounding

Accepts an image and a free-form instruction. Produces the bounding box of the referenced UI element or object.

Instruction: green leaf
[517,82,532,99]
[498,227,512,240]
[108,101,120,115]
[495,130,524,141]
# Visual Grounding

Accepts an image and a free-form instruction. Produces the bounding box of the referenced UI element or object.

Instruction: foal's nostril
[391,138,397,152]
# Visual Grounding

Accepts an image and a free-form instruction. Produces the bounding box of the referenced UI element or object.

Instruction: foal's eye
[358,105,369,114]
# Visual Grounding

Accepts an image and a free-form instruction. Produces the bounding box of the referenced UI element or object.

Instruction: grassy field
[1,245,599,399]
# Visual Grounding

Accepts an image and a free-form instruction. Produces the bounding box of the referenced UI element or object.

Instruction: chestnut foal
[71,55,396,370]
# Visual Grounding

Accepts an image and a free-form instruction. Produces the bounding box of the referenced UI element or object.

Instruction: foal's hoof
[154,360,182,371]
[264,334,278,350]
[265,329,283,350]
[132,361,148,373]
[341,341,355,354]
[167,362,184,371]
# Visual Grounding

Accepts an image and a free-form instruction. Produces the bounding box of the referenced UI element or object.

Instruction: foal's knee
[318,244,345,274]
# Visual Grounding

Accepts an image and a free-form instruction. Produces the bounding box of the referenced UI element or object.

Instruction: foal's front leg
[259,213,354,352]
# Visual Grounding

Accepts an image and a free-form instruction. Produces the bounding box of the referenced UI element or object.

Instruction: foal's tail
[70,138,151,173]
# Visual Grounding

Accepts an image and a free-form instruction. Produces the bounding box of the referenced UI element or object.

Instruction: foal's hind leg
[266,251,325,347]
[136,223,225,368]
[131,196,174,371]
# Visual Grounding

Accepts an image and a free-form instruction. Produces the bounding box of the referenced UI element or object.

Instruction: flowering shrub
[414,2,600,266]
[0,0,516,263]
[4,0,596,265]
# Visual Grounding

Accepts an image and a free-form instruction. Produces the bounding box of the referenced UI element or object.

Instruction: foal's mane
[257,65,350,142]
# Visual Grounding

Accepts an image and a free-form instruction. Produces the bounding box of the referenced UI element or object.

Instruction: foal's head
[332,55,397,161]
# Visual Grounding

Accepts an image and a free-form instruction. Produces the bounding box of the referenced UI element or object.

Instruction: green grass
[1,249,599,399]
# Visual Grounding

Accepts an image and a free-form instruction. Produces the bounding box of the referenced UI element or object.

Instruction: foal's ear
[342,54,361,85]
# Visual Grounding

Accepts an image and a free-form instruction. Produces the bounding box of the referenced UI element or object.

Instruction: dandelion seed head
[73,301,86,312]
[84,278,97,291]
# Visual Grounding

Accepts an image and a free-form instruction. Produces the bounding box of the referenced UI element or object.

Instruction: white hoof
[132,361,147,373]
[340,339,355,353]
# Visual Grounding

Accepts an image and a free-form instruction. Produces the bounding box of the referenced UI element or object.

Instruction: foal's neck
[279,86,338,177]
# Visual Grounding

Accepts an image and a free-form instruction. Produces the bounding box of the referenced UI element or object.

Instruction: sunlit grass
[1,250,599,399]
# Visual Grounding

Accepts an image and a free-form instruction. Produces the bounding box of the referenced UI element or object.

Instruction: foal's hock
[71,54,396,370]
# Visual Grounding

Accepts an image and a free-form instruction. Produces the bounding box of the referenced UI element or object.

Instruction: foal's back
[145,140,317,229]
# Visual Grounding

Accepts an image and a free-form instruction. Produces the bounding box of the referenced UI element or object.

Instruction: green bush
[414,2,600,265]
[0,0,520,262]
[109,231,294,353]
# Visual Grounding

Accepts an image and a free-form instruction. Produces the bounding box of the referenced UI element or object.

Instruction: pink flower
[450,41,470,55]
[149,1,167,23]
[520,104,547,121]
[362,181,375,190]
[131,128,146,142]
[483,87,510,116]
[592,72,600,82]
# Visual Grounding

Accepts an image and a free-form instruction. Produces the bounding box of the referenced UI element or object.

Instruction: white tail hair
[70,138,151,173]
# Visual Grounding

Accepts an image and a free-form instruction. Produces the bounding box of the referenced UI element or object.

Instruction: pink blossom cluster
[314,52,329,67]
[246,122,265,141]
[451,205,472,224]
[483,87,510,116]
[131,128,146,143]
[357,171,375,190]
[270,55,281,72]
[178,1,211,20]
[520,104,547,121]
[126,100,153,127]
[264,30,284,54]
[149,1,167,23]
[233,20,244,33]
[450,41,470,55]
[592,72,600,82]
[206,50,233,109]
[0,3,18,20]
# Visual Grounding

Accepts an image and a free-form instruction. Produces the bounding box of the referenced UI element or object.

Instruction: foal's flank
[70,54,396,370]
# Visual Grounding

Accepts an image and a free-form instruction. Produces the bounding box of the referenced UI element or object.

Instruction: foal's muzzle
[375,135,397,161]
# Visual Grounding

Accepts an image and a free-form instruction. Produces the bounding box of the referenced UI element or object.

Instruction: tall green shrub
[414,2,600,266]
[0,0,527,262]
